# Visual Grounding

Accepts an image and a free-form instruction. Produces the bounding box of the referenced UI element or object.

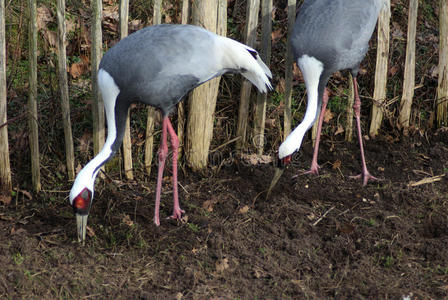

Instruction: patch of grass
[328,94,347,114]
[188,222,200,233]
[383,256,394,268]
[12,252,24,265]
[270,91,284,106]
[367,218,377,227]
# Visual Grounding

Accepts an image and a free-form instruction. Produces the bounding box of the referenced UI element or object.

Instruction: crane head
[69,187,92,244]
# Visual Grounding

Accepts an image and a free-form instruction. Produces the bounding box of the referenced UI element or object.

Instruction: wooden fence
[0,0,447,195]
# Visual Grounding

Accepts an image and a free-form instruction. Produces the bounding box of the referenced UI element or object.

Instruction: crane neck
[278,55,324,159]
[70,69,120,198]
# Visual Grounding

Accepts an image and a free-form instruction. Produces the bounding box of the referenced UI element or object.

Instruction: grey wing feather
[99,24,223,114]
[292,0,383,72]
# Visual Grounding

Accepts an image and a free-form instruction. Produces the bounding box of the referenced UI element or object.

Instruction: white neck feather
[279,55,324,159]
[69,69,120,202]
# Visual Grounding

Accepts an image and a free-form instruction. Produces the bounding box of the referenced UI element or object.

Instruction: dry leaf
[11,228,27,235]
[293,62,301,79]
[253,266,266,278]
[215,258,229,273]
[129,19,143,31]
[202,199,215,212]
[332,159,341,169]
[175,292,183,300]
[265,118,276,129]
[43,30,58,51]
[306,213,316,221]
[75,163,82,174]
[239,205,250,214]
[338,223,355,234]
[271,29,283,44]
[86,225,95,238]
[69,62,84,78]
[239,154,273,165]
[323,109,334,123]
[102,4,119,21]
[78,131,92,153]
[389,65,399,77]
[334,124,344,135]
[36,6,53,31]
[122,215,134,227]
[165,15,172,23]
[0,194,12,205]
[66,18,76,33]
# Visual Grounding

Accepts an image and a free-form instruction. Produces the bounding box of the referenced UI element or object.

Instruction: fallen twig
[408,174,445,187]
[312,206,335,226]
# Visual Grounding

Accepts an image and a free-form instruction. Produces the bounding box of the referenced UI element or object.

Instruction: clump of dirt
[1,132,447,299]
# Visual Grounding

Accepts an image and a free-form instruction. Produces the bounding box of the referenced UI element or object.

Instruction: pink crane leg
[305,88,329,175]
[165,118,184,220]
[154,117,169,226]
[350,77,378,186]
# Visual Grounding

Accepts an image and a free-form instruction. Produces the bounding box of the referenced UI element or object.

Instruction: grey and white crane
[268,0,384,195]
[70,24,272,242]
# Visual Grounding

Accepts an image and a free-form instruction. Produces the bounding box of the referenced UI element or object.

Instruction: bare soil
[1,129,448,299]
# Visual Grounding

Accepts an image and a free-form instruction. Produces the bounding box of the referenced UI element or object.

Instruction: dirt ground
[1,128,448,299]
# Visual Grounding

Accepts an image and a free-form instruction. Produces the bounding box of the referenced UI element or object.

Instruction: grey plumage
[271,0,383,193]
[100,24,270,116]
[69,23,272,241]
[291,0,384,118]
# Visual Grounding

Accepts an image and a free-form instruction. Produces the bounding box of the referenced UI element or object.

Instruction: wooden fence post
[284,0,296,139]
[176,0,190,161]
[345,73,354,142]
[119,0,133,180]
[0,0,11,193]
[28,0,41,192]
[91,0,105,162]
[236,0,260,150]
[399,0,418,131]
[144,0,161,176]
[370,0,390,137]
[253,0,272,154]
[185,0,221,171]
[57,0,75,180]
[437,0,448,126]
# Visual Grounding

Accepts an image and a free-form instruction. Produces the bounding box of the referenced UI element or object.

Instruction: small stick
[408,174,445,187]
[209,136,241,153]
[312,206,335,226]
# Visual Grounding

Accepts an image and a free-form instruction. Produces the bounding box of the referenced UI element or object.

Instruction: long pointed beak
[76,213,88,244]
[266,167,285,199]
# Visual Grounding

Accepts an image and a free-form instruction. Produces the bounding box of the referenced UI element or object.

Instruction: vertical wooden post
[345,73,354,142]
[91,0,105,159]
[236,0,260,150]
[185,0,222,171]
[176,0,190,160]
[144,0,162,176]
[28,0,41,192]
[253,0,272,154]
[119,0,133,180]
[56,0,75,180]
[437,0,448,126]
[283,0,296,139]
[369,0,390,137]
[0,0,11,193]
[217,0,227,38]
[399,0,418,130]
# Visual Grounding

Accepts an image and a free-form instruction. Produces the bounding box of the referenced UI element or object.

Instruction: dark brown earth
[1,128,448,299]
